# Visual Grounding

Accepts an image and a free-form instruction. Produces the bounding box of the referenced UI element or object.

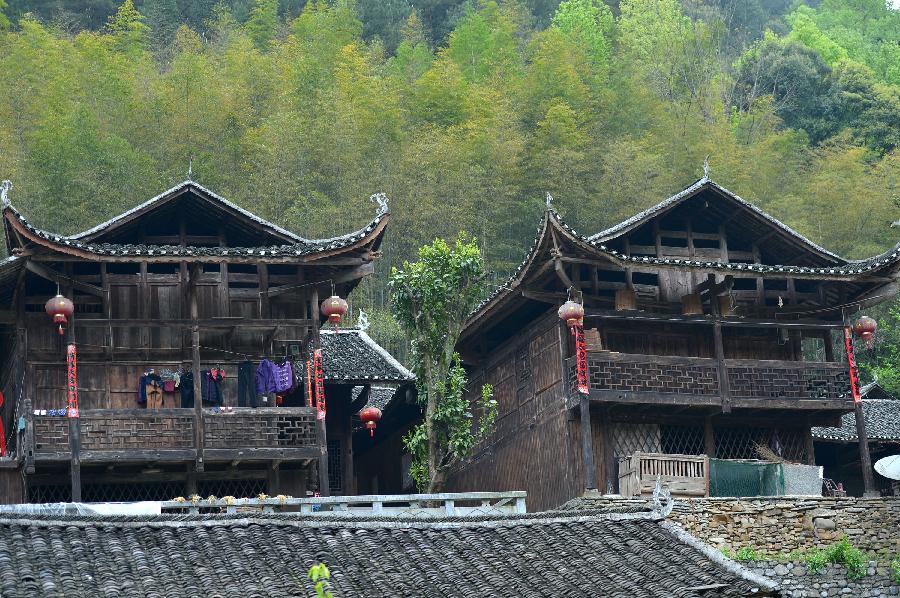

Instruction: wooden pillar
[704,415,716,458]
[139,261,149,360]
[803,420,816,466]
[258,262,269,319]
[267,461,281,495]
[599,410,616,494]
[185,464,197,497]
[710,275,732,413]
[823,330,835,362]
[843,314,876,496]
[344,411,355,496]
[23,398,34,475]
[854,402,876,496]
[579,395,597,491]
[309,287,329,496]
[190,264,204,473]
[62,275,82,502]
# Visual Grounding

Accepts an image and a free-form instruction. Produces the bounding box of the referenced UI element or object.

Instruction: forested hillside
[0,0,898,377]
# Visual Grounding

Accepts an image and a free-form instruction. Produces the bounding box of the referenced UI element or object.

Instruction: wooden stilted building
[0,180,413,503]
[447,176,900,509]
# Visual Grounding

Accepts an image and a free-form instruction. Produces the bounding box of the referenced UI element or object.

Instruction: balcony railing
[570,351,852,409]
[29,407,320,462]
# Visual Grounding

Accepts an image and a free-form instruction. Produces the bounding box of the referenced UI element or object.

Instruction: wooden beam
[710,276,732,414]
[265,263,375,298]
[25,261,104,297]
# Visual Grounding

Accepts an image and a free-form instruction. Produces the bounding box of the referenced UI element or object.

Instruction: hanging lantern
[359,406,382,437]
[558,300,584,329]
[852,315,877,348]
[320,295,348,328]
[45,294,74,336]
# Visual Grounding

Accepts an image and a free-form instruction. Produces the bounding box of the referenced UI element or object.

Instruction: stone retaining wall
[748,560,899,598]
[573,495,900,557]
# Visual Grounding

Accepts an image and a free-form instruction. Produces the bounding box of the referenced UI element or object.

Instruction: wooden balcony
[569,351,853,411]
[28,407,321,464]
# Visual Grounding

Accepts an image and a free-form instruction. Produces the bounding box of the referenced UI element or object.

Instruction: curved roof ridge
[589,177,847,263]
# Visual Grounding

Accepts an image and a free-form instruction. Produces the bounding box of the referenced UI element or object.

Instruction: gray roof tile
[0,510,776,597]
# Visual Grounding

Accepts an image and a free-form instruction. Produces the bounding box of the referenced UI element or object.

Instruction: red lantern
[853,315,877,348]
[45,294,74,336]
[558,300,584,329]
[320,295,348,328]
[359,406,382,437]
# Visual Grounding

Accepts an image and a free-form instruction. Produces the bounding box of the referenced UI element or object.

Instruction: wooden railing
[30,407,320,462]
[570,351,852,408]
[160,491,528,516]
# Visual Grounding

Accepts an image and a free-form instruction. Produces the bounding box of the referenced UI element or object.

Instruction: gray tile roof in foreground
[0,510,777,597]
[812,399,900,443]
[299,329,414,383]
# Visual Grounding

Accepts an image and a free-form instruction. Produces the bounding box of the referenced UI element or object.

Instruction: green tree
[245,0,278,51]
[143,0,181,54]
[391,235,497,492]
[551,0,613,71]
[106,0,149,54]
[0,0,10,30]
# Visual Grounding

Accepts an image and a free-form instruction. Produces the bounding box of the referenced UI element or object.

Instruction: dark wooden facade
[450,177,900,509]
[0,180,398,503]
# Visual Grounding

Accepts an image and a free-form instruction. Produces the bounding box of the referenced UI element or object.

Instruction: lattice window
[198,478,266,500]
[29,484,71,503]
[82,482,185,503]
[328,439,342,494]
[714,427,807,462]
[611,422,704,459]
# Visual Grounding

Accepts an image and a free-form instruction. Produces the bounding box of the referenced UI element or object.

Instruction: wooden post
[62,276,82,502]
[823,330,835,362]
[803,420,816,466]
[267,461,281,495]
[185,464,197,497]
[258,262,269,319]
[854,402,876,496]
[704,415,716,459]
[710,275,732,413]
[309,287,329,496]
[599,410,616,494]
[190,264,204,473]
[23,398,34,475]
[843,314,876,496]
[579,395,597,491]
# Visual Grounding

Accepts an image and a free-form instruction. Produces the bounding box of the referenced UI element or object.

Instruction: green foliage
[245,0,278,51]
[391,234,496,491]
[307,562,333,598]
[0,0,9,31]
[735,546,760,562]
[106,0,150,53]
[551,0,613,70]
[805,537,867,580]
[890,555,900,584]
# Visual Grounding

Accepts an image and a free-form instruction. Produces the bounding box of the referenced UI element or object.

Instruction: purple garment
[274,361,293,393]
[256,359,277,394]
[256,360,294,394]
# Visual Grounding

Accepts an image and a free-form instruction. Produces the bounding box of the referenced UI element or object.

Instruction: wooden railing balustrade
[568,351,852,409]
[29,406,320,462]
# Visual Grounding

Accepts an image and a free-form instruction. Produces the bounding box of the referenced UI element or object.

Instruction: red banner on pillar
[313,348,326,420]
[843,327,861,403]
[66,343,80,418]
[573,324,589,395]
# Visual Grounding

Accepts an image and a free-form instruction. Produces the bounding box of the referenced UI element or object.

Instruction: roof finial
[187,156,193,181]
[545,192,553,210]
[369,192,389,214]
[357,309,370,331]
[703,155,710,179]
[0,180,11,207]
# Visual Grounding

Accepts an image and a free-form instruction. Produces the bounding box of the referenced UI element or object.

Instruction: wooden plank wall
[445,310,581,512]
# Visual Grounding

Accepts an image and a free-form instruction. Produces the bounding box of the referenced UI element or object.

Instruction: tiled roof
[301,329,414,383]
[589,177,844,262]
[812,399,900,443]
[3,198,389,259]
[0,510,777,597]
[465,193,900,327]
[366,385,399,410]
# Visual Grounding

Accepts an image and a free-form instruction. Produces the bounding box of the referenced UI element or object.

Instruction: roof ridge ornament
[370,192,389,214]
[0,180,11,207]
[703,155,710,179]
[651,475,674,518]
[357,309,370,332]
[187,156,193,181]
[545,192,553,210]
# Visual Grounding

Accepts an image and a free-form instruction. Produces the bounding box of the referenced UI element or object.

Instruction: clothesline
[63,341,302,363]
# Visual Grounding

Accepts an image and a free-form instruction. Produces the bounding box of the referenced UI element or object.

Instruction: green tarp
[709,459,786,497]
